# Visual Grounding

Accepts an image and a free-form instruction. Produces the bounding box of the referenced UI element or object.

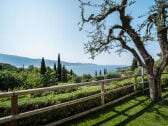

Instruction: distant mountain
[0,53,128,75]
[0,53,95,67]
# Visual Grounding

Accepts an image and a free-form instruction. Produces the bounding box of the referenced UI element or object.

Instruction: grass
[67,87,168,126]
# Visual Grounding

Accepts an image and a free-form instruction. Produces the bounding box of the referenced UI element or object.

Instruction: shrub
[163,66,168,73]
[0,71,22,91]
[81,74,93,82]
[104,73,121,79]
[162,77,168,85]
[105,85,134,103]
[5,85,134,125]
[94,75,104,80]
[68,74,81,83]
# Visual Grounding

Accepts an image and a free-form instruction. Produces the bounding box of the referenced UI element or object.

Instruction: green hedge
[1,85,137,126]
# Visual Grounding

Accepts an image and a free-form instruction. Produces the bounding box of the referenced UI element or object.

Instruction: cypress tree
[57,53,62,81]
[22,64,24,71]
[95,70,97,76]
[53,62,57,71]
[104,68,107,75]
[99,70,102,76]
[62,65,67,82]
[53,62,58,79]
[70,69,74,75]
[40,57,46,74]
[0,64,2,70]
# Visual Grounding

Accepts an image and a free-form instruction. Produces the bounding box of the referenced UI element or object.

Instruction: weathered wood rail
[0,73,166,126]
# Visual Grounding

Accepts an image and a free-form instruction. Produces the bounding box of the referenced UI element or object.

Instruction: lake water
[66,65,126,76]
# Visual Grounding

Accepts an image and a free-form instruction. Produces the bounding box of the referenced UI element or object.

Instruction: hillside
[0,53,95,67]
[0,53,127,75]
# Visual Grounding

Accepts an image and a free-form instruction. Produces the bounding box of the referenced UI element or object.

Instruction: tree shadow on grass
[91,97,149,126]
[114,93,168,126]
[67,91,168,126]
[114,102,154,126]
[66,95,144,126]
[147,94,168,121]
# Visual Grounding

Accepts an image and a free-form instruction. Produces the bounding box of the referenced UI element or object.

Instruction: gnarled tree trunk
[148,73,163,103]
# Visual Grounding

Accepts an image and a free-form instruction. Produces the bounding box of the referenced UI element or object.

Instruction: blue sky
[0,0,160,65]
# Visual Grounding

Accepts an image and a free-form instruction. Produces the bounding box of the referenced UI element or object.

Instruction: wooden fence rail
[0,75,136,98]
[0,73,167,125]
[45,91,141,126]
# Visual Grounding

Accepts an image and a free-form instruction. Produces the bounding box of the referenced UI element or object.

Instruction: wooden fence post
[10,93,18,126]
[101,82,105,105]
[134,75,137,91]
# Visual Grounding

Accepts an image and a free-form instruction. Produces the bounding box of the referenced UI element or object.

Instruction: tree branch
[107,25,126,43]
[107,27,145,67]
[154,54,168,76]
[116,31,146,67]
[118,0,154,71]
[79,0,127,23]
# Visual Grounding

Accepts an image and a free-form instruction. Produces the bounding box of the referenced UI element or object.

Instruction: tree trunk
[148,74,163,103]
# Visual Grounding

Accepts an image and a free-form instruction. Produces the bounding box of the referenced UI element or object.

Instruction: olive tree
[78,0,168,103]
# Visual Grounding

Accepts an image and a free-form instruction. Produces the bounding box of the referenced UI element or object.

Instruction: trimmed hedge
[1,85,137,126]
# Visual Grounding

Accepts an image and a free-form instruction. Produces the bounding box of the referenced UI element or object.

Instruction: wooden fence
[0,73,164,126]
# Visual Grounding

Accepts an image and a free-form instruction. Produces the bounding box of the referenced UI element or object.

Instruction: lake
[66,65,126,76]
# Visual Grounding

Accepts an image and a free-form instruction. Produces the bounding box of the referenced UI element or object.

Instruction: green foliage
[95,75,104,80]
[0,64,59,90]
[18,97,101,126]
[162,77,168,85]
[18,71,42,89]
[105,85,134,103]
[27,65,34,72]
[68,74,81,83]
[134,67,142,75]
[81,74,93,82]
[0,61,77,90]
[40,71,58,87]
[123,70,135,76]
[104,73,121,79]
[163,65,168,73]
[0,71,22,90]
[0,63,17,71]
[161,73,168,85]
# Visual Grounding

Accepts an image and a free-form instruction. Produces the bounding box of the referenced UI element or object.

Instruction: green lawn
[67,87,168,126]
